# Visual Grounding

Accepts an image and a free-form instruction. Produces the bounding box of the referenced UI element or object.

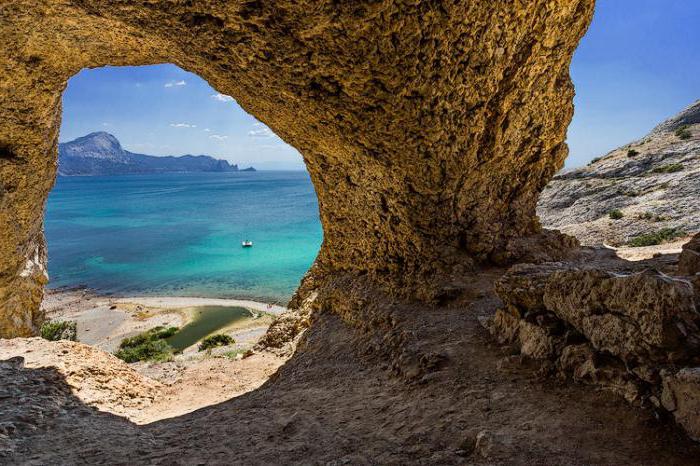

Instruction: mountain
[538,100,699,246]
[57,132,255,175]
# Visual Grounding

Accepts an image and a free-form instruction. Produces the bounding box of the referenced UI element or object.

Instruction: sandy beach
[113,296,287,315]
[42,288,286,352]
[5,287,291,423]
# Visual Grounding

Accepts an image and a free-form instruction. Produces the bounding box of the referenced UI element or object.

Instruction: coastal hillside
[58,132,255,176]
[538,100,700,246]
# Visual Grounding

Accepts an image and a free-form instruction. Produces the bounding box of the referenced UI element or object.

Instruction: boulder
[662,368,700,441]
[489,258,700,439]
[543,269,700,364]
[679,233,700,276]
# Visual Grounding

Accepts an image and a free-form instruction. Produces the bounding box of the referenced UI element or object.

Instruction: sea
[44,171,322,304]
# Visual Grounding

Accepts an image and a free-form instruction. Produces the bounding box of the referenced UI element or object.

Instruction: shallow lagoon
[166,306,252,351]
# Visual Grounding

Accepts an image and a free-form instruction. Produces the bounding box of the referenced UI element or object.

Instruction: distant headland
[58,132,255,176]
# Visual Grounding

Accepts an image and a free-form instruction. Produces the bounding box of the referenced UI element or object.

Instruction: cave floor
[3,270,700,465]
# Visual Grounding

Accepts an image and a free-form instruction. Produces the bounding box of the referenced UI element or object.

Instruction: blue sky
[568,0,700,166]
[60,66,305,170]
[60,0,699,169]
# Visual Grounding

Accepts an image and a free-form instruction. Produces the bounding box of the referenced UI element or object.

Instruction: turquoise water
[44,171,322,303]
[166,306,252,351]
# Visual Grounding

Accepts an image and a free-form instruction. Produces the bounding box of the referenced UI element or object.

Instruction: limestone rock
[497,263,700,365]
[518,320,555,360]
[0,338,163,416]
[543,269,700,364]
[494,262,566,312]
[488,256,700,438]
[679,233,700,276]
[538,100,700,247]
[0,1,594,337]
[488,308,521,346]
[662,368,700,441]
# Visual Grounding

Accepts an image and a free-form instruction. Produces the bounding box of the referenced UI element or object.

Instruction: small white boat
[241,240,253,248]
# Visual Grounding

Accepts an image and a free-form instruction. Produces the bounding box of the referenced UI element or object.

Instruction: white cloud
[170,123,197,128]
[203,128,212,132]
[101,122,112,127]
[211,93,234,102]
[164,80,187,88]
[247,123,276,138]
[209,134,229,141]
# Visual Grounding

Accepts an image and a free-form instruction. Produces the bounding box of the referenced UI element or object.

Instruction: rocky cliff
[485,238,700,441]
[0,0,593,337]
[6,1,700,461]
[538,100,700,246]
[59,132,252,175]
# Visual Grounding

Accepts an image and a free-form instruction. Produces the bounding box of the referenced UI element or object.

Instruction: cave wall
[0,1,594,337]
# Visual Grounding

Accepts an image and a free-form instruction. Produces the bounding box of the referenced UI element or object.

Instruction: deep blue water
[44,171,322,303]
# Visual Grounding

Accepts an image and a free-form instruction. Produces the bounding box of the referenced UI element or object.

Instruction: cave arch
[0,1,594,337]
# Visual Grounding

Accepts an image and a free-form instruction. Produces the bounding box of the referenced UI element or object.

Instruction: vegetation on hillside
[676,125,692,140]
[652,163,684,174]
[114,326,178,363]
[199,334,235,351]
[637,211,667,222]
[627,227,686,247]
[40,320,78,341]
[608,209,624,220]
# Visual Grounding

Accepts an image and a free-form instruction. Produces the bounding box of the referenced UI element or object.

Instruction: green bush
[652,163,684,174]
[627,228,685,247]
[118,326,178,348]
[608,209,624,220]
[637,211,666,222]
[676,125,692,140]
[589,156,602,165]
[40,320,78,342]
[627,149,639,157]
[115,339,173,363]
[199,334,235,351]
[221,349,247,360]
[114,326,178,363]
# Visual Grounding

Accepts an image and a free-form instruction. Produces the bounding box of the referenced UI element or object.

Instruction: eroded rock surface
[0,338,163,416]
[0,1,593,336]
[679,232,700,276]
[486,251,700,438]
[4,273,700,464]
[538,100,700,246]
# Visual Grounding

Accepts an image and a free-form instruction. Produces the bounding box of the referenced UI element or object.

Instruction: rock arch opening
[0,1,593,338]
[21,63,322,420]
[50,64,319,300]
[9,1,700,462]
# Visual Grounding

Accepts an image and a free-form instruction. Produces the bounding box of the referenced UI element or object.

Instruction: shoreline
[41,287,286,354]
[112,296,287,316]
[44,286,289,315]
[8,287,291,424]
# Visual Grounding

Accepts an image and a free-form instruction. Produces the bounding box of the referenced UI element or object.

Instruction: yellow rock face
[0,1,594,337]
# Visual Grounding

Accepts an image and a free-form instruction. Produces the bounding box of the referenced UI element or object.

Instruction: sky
[59,0,700,169]
[60,65,305,170]
[567,0,700,166]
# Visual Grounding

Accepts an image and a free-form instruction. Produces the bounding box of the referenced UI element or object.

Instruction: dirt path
[612,236,690,261]
[4,273,700,464]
